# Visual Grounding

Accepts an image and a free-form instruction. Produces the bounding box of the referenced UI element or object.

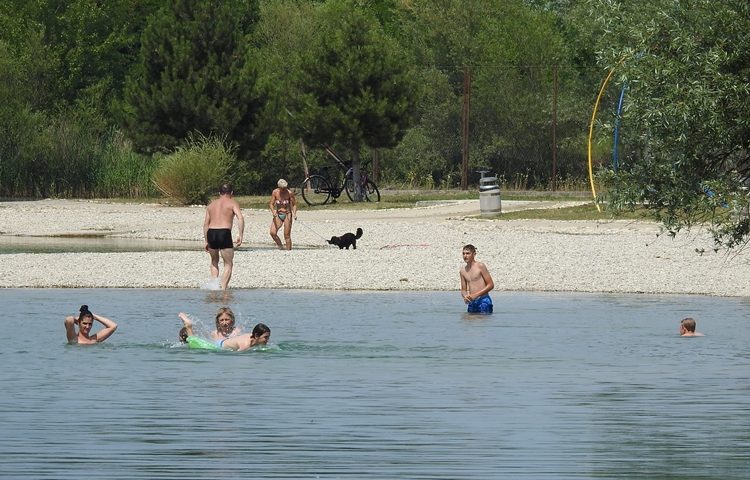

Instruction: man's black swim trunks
[206,228,233,249]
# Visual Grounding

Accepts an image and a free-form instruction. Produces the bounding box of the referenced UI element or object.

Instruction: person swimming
[178,326,189,343]
[210,307,242,345]
[178,312,269,351]
[64,305,118,345]
[219,323,271,352]
[679,317,705,337]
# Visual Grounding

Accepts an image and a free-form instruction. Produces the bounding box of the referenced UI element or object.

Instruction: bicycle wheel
[362,179,380,202]
[344,177,380,202]
[300,175,332,206]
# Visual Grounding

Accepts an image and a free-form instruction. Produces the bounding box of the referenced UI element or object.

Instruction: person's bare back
[203,184,244,289]
[206,196,241,230]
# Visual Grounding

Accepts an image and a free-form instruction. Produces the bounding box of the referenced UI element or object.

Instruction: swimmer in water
[220,323,271,352]
[179,312,269,352]
[178,312,195,342]
[210,307,242,343]
[679,317,704,337]
[64,305,118,344]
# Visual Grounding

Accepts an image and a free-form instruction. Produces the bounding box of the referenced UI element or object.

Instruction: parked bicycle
[299,161,380,206]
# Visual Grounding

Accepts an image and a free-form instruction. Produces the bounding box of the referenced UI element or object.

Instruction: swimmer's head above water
[679,317,704,336]
[77,305,94,332]
[215,307,236,336]
[178,327,189,343]
[251,323,271,345]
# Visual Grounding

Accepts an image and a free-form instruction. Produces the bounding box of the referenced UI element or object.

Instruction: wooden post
[461,67,471,190]
[551,64,558,191]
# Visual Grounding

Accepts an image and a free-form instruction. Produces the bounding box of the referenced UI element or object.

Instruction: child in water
[679,317,704,337]
[459,244,495,313]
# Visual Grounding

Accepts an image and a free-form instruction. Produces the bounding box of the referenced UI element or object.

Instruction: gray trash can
[479,175,502,215]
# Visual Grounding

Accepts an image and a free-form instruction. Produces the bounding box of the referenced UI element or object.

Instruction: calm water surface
[1,289,748,479]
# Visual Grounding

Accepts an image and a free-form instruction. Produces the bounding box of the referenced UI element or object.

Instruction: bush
[152,134,235,205]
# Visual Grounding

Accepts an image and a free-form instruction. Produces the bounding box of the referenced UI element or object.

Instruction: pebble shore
[0,199,747,296]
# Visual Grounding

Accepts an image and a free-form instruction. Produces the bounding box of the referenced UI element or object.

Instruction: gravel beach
[0,198,747,296]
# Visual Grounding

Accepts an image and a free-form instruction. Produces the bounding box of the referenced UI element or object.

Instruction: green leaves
[123,0,264,158]
[589,0,750,248]
[294,0,418,152]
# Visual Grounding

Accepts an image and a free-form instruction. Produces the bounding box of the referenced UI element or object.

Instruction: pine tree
[123,0,264,157]
[294,0,418,199]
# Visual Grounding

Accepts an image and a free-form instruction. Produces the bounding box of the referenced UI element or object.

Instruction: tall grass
[94,132,158,198]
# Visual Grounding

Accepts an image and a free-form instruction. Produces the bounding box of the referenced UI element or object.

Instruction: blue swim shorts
[467,294,493,314]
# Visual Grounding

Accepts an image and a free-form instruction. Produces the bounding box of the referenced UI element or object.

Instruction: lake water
[1,289,748,479]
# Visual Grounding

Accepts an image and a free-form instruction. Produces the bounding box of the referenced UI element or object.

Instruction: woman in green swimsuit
[269,178,297,250]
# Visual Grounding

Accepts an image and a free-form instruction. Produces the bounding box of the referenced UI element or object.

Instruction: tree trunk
[351,149,364,201]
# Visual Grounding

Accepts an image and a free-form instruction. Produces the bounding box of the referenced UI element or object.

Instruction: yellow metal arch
[588,57,628,212]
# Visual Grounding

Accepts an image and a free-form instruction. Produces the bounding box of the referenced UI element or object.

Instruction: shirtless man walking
[204,184,244,289]
[459,244,495,314]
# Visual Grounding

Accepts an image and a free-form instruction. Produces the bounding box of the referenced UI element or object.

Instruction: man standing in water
[204,184,244,289]
[459,244,495,313]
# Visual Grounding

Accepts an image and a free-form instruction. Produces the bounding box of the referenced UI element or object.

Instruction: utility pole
[461,66,471,190]
[552,64,558,191]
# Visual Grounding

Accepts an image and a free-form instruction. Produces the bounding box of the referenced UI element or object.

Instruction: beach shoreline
[0,198,748,296]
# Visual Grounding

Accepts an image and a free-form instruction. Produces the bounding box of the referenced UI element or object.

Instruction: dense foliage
[1,0,749,246]
[584,0,750,248]
[123,0,264,157]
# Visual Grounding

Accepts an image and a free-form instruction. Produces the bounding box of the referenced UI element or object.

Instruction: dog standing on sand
[327,227,363,249]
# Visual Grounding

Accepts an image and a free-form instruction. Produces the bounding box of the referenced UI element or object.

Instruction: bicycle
[299,161,380,206]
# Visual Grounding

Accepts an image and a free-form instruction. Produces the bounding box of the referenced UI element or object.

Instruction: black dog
[327,227,363,249]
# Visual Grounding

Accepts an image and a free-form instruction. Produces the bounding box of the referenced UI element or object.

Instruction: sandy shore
[0,198,748,296]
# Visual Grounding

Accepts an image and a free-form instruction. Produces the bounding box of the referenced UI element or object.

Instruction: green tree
[0,0,160,119]
[293,0,418,200]
[249,0,318,188]
[399,0,578,189]
[123,0,264,162]
[587,0,750,248]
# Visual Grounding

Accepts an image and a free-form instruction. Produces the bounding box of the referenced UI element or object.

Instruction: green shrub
[152,134,235,205]
[95,131,159,198]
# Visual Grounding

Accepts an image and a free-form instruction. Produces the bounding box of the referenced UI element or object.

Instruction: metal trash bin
[478,173,502,215]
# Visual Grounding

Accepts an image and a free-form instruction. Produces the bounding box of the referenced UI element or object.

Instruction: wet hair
[78,305,93,322]
[681,317,697,332]
[463,244,477,254]
[219,183,232,195]
[252,323,270,338]
[178,327,189,343]
[215,307,236,329]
